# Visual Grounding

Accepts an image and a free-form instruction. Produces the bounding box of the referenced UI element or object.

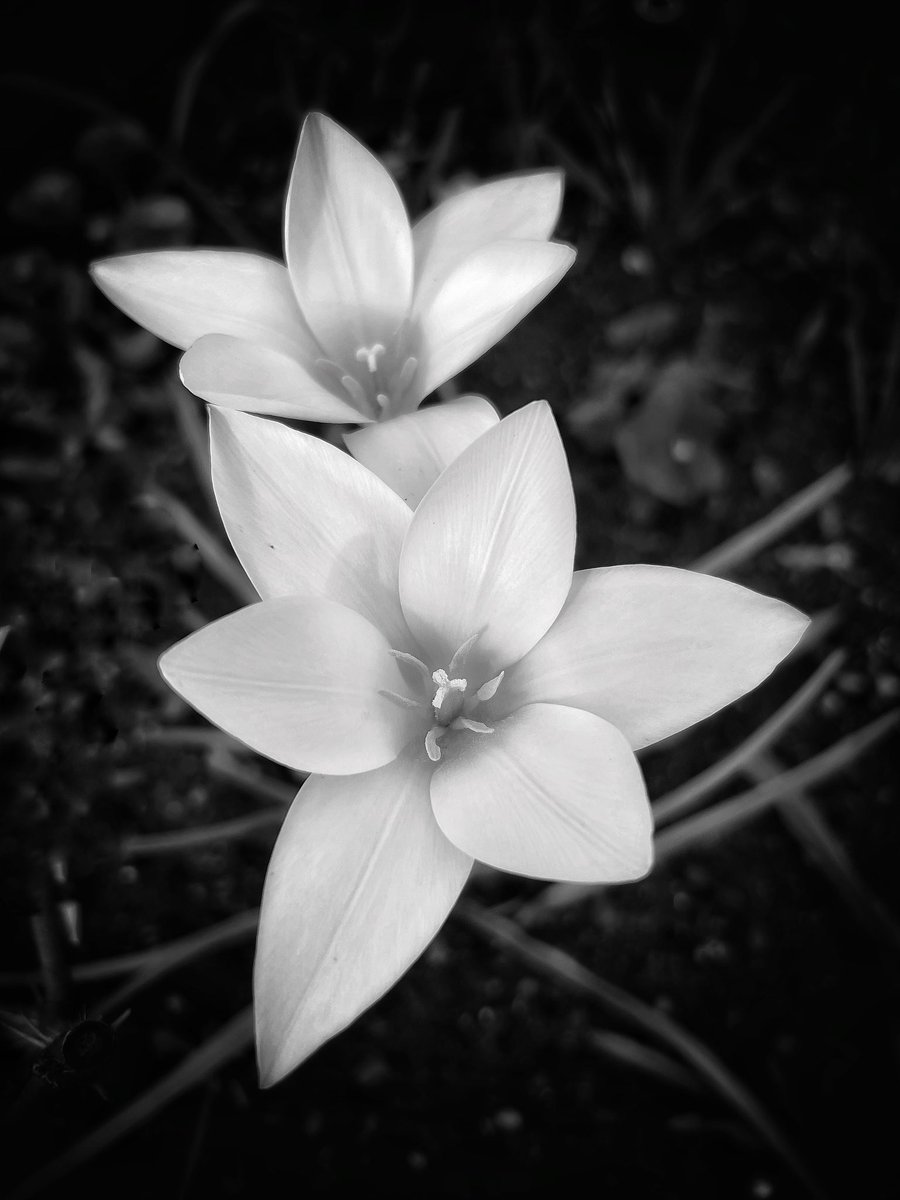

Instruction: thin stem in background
[689,463,853,577]
[654,710,898,864]
[164,373,217,517]
[0,912,259,995]
[753,751,900,961]
[120,809,282,860]
[141,483,257,607]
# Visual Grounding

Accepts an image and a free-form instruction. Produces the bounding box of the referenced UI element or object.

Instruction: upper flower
[158,402,808,1082]
[90,113,575,425]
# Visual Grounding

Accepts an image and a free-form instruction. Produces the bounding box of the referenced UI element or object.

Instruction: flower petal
[399,401,575,682]
[431,703,652,883]
[90,250,317,358]
[343,394,500,508]
[413,239,575,402]
[494,566,810,749]
[412,170,563,312]
[210,408,413,647]
[158,596,424,774]
[181,333,369,422]
[284,112,414,364]
[255,750,472,1084]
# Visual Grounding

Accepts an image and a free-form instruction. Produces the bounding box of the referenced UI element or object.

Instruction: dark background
[2,2,899,1197]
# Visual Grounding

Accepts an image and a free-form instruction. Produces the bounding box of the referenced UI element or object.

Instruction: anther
[340,374,369,411]
[388,649,432,680]
[448,632,481,676]
[425,727,444,762]
[355,343,386,374]
[396,355,418,395]
[476,671,504,702]
[453,717,494,734]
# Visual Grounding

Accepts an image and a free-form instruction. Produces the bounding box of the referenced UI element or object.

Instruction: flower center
[315,329,419,420]
[381,634,505,763]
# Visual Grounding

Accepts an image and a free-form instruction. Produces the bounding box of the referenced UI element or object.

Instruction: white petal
[90,250,317,358]
[412,170,563,312]
[210,408,413,648]
[431,703,652,883]
[284,112,414,365]
[495,566,810,749]
[413,239,575,402]
[158,596,424,774]
[255,751,472,1084]
[180,334,369,422]
[399,402,575,682]
[343,394,500,508]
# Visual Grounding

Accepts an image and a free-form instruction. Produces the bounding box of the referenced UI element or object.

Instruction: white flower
[159,402,807,1083]
[91,113,573,438]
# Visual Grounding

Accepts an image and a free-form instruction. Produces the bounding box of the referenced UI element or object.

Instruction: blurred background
[2,1,899,1197]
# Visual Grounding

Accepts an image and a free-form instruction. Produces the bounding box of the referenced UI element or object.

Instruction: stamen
[431,668,466,709]
[378,689,422,709]
[425,726,444,762]
[340,374,369,411]
[476,671,505,702]
[453,717,494,734]
[388,649,432,679]
[375,392,390,410]
[448,632,481,676]
[396,355,418,394]
[355,343,386,374]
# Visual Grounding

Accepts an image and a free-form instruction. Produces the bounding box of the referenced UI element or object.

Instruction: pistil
[382,636,504,763]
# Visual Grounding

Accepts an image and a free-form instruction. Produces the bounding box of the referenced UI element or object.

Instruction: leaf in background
[613,358,727,505]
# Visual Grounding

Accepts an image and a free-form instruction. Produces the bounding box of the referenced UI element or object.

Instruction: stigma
[355,343,386,373]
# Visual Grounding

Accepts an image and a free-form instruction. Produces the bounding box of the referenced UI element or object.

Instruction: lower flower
[159,401,808,1083]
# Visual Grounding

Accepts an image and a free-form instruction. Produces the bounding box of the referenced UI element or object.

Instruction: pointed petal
[210,408,413,647]
[180,334,369,422]
[495,566,810,749]
[413,239,575,401]
[399,401,575,682]
[412,170,563,311]
[343,394,500,508]
[90,250,317,358]
[284,112,414,364]
[255,751,472,1084]
[158,596,424,774]
[431,703,652,883]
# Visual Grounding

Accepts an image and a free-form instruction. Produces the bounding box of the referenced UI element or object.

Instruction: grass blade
[458,902,826,1199]
[689,463,852,577]
[205,750,298,806]
[142,483,257,606]
[0,912,259,1000]
[121,810,283,859]
[139,726,242,752]
[164,373,216,516]
[750,752,900,960]
[655,711,898,863]
[587,1029,700,1093]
